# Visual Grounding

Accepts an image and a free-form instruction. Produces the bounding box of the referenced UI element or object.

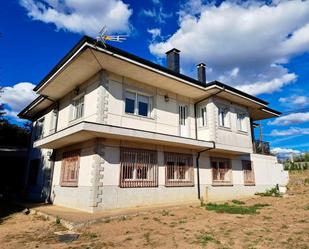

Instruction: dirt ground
[1,170,309,249]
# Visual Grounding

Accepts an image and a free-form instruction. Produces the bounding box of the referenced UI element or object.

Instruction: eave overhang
[34,121,215,150]
[19,36,281,121]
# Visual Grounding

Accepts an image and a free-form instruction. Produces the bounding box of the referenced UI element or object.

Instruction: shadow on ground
[0,201,24,224]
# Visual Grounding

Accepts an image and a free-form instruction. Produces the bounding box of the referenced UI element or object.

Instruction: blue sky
[0,0,309,156]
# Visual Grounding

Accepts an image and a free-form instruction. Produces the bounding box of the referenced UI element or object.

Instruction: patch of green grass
[231,199,245,205]
[205,202,270,215]
[305,205,309,210]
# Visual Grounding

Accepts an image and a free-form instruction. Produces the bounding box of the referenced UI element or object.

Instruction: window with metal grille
[60,150,80,187]
[165,152,194,187]
[211,158,232,185]
[120,148,158,188]
[242,160,255,185]
[72,96,84,120]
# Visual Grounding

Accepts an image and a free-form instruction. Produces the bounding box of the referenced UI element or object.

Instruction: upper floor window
[35,118,44,140]
[125,90,152,117]
[72,95,84,120]
[237,112,247,132]
[49,109,58,134]
[218,105,230,128]
[199,106,207,127]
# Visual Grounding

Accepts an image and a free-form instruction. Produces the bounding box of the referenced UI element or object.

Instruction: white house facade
[19,36,288,212]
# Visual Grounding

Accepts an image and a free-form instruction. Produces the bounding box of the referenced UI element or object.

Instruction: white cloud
[279,95,309,107]
[268,112,309,126]
[140,5,172,24]
[20,0,132,36]
[271,147,301,155]
[0,82,37,115]
[149,0,309,95]
[147,28,162,41]
[270,127,309,136]
[235,73,297,95]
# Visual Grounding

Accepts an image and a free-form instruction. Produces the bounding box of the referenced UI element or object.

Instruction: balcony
[253,140,270,155]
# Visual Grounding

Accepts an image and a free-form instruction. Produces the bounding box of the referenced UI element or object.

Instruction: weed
[196,232,214,246]
[55,216,61,224]
[153,217,161,222]
[118,216,127,222]
[263,216,272,220]
[205,202,269,214]
[143,216,149,220]
[104,218,111,223]
[178,219,187,224]
[281,224,288,229]
[84,232,97,239]
[161,210,170,216]
[143,232,151,245]
[256,187,282,197]
[305,205,309,210]
[124,237,132,241]
[231,200,245,205]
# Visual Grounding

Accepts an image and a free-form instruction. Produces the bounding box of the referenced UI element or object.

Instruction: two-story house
[19,36,288,212]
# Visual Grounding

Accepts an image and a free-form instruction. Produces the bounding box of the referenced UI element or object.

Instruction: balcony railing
[253,140,270,155]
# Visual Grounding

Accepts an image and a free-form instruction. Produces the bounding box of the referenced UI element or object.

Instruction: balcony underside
[34,121,215,150]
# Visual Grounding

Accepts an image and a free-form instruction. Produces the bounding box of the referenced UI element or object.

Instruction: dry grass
[1,170,309,249]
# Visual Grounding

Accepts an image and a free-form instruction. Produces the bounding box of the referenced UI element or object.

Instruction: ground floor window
[164,152,194,187]
[120,148,158,188]
[60,150,80,187]
[242,160,255,185]
[211,158,232,185]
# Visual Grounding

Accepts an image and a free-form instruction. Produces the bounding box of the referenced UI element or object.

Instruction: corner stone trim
[90,140,105,207]
[96,70,109,124]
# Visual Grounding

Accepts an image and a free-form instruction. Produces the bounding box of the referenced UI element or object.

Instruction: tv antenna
[95,25,128,48]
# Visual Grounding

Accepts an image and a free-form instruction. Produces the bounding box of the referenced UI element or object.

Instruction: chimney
[197,63,206,84]
[166,48,180,73]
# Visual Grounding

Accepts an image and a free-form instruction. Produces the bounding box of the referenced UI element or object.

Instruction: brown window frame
[119,148,158,188]
[211,157,232,186]
[242,160,255,186]
[164,152,194,187]
[60,150,80,187]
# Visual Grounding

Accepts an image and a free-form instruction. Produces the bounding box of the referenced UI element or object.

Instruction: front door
[179,104,188,137]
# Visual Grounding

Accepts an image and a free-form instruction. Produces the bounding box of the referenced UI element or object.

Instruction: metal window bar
[242,160,255,185]
[60,150,80,187]
[120,148,158,188]
[253,140,270,155]
[211,158,232,185]
[165,152,194,187]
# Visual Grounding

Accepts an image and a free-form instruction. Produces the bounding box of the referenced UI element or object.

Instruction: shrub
[231,200,245,205]
[255,187,282,197]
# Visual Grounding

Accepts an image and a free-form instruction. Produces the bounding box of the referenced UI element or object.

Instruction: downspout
[40,95,59,203]
[196,144,215,200]
[194,87,224,199]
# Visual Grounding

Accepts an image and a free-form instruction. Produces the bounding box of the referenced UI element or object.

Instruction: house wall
[197,97,253,153]
[48,138,285,212]
[105,72,196,139]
